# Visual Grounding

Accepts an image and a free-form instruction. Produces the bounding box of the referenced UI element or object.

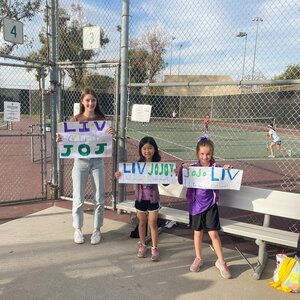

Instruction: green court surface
[127,120,299,162]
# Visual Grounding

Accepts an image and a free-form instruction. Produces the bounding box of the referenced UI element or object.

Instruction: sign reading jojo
[57,121,112,158]
[183,166,243,190]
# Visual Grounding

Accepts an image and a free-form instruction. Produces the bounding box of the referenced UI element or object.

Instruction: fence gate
[58,63,120,210]
[0,63,48,204]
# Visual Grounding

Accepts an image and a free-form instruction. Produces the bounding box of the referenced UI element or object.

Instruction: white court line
[131,131,299,161]
[132,130,225,161]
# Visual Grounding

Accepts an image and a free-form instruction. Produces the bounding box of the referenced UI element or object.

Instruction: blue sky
[128,0,300,80]
[1,0,300,88]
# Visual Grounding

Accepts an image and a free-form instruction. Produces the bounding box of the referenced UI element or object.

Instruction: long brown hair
[196,135,215,165]
[79,87,105,119]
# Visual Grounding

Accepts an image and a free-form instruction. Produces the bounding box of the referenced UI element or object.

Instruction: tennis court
[126,117,300,193]
[127,117,299,161]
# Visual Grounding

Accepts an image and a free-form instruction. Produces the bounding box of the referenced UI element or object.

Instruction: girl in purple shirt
[116,136,161,261]
[178,135,232,279]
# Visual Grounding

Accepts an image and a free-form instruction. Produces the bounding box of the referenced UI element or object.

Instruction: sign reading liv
[183,167,243,190]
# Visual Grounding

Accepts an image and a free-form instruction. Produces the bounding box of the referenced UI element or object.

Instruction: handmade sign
[118,162,177,184]
[183,166,243,190]
[57,121,112,158]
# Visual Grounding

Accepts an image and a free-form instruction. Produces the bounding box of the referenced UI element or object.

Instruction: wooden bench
[117,183,300,280]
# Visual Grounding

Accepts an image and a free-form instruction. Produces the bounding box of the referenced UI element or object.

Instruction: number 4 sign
[3,18,24,44]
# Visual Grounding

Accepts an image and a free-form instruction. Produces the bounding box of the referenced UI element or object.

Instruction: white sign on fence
[183,167,243,190]
[57,121,112,158]
[83,26,101,50]
[118,162,177,184]
[3,18,24,44]
[131,104,152,122]
[4,101,20,122]
[73,103,80,116]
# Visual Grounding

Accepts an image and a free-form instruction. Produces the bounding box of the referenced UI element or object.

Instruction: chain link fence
[0,66,48,203]
[125,0,300,238]
[126,0,300,194]
[0,1,299,237]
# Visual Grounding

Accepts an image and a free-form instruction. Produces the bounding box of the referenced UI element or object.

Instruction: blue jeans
[72,158,105,230]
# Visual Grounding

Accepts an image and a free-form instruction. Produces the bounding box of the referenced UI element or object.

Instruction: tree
[71,73,115,94]
[0,0,41,54]
[26,4,109,89]
[129,28,168,94]
[275,64,300,80]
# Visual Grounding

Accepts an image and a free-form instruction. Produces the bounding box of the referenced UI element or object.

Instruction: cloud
[2,0,300,88]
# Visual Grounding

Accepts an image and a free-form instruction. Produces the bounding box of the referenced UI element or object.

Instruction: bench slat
[220,218,299,248]
[220,187,300,220]
[117,201,299,248]
[159,184,300,220]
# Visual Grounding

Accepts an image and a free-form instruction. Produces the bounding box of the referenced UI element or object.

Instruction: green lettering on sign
[10,25,17,37]
[89,32,94,44]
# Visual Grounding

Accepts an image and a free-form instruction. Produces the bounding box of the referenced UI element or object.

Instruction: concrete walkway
[0,205,296,300]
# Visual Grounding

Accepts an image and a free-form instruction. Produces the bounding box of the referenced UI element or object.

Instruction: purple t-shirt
[135,184,160,203]
[178,161,219,216]
[141,185,153,201]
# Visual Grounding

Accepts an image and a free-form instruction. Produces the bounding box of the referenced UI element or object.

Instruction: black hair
[138,136,161,162]
[196,135,215,164]
[267,123,275,130]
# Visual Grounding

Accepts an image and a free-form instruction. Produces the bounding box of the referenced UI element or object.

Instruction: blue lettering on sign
[79,122,90,132]
[122,162,174,176]
[211,167,240,181]
[63,121,106,133]
[137,162,146,174]
[94,121,106,131]
[64,122,76,132]
[123,163,131,174]
[123,162,145,174]
[211,166,219,181]
[226,169,240,180]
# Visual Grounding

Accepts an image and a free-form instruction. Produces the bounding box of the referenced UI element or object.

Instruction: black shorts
[135,200,160,212]
[191,203,221,231]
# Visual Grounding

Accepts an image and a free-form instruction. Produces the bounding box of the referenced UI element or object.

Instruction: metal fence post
[118,0,130,204]
[49,0,59,199]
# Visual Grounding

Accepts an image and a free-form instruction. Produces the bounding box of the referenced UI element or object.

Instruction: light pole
[169,36,176,75]
[178,44,183,75]
[252,17,263,80]
[236,32,247,81]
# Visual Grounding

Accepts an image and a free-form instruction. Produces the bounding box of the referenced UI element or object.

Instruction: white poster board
[4,101,20,122]
[57,121,112,158]
[118,162,177,184]
[131,104,152,122]
[183,167,243,190]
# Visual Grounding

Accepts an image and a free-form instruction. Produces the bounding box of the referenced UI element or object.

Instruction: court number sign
[83,26,100,50]
[3,18,24,44]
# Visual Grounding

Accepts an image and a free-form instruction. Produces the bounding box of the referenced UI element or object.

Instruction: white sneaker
[287,150,292,157]
[90,230,101,245]
[268,155,275,158]
[165,220,177,229]
[74,229,85,244]
[215,260,231,279]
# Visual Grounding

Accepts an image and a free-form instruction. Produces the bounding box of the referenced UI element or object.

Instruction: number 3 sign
[3,18,24,44]
[83,26,101,50]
